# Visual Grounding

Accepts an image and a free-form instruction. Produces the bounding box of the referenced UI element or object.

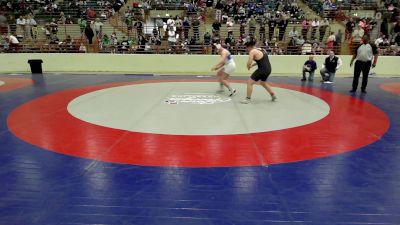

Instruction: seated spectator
[302,55,317,81]
[62,35,75,51]
[78,17,87,33]
[50,19,58,35]
[212,20,221,35]
[7,34,19,52]
[296,36,305,46]
[79,43,87,53]
[375,34,385,46]
[289,27,298,39]
[326,32,336,51]
[119,36,130,53]
[49,35,60,45]
[101,34,110,50]
[65,16,74,25]
[301,40,312,55]
[224,33,235,50]
[204,31,211,46]
[58,12,66,24]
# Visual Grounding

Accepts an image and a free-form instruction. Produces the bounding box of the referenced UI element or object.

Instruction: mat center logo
[165,93,231,105]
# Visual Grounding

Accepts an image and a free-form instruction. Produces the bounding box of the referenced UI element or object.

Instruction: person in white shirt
[374,34,385,46]
[26,14,37,39]
[93,18,103,39]
[311,18,319,39]
[167,16,175,27]
[226,18,234,35]
[319,18,329,41]
[289,27,298,39]
[16,16,27,37]
[211,43,237,96]
[349,35,378,93]
[352,25,364,47]
[7,34,19,51]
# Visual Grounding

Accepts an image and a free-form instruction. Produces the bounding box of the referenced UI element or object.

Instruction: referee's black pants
[352,60,371,91]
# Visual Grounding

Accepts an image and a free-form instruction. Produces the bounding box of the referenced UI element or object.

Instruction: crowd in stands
[1,0,400,55]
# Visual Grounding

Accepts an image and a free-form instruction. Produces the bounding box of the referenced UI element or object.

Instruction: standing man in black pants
[349,36,378,94]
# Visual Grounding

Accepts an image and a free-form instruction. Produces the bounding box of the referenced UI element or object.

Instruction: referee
[349,35,378,93]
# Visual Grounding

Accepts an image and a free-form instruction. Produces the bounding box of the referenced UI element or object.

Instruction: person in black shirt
[84,23,94,44]
[268,17,276,40]
[212,20,221,35]
[320,50,343,83]
[345,18,355,40]
[241,38,277,104]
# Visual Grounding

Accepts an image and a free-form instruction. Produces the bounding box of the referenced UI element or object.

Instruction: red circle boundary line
[7,80,390,167]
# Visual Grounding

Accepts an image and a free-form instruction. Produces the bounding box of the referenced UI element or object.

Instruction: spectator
[167,28,177,49]
[94,18,103,39]
[259,18,266,41]
[58,12,66,24]
[192,17,200,40]
[84,22,94,44]
[320,50,342,83]
[302,55,317,81]
[183,17,190,39]
[7,34,19,52]
[215,0,223,21]
[319,18,329,42]
[62,35,75,51]
[375,34,385,46]
[88,8,96,19]
[296,36,305,46]
[79,42,87,53]
[155,15,163,38]
[326,31,336,51]
[78,17,87,33]
[380,18,389,38]
[239,18,247,37]
[119,36,130,53]
[311,18,319,39]
[226,17,234,36]
[50,18,58,35]
[392,21,400,36]
[16,15,27,37]
[204,31,211,46]
[26,14,37,40]
[134,20,143,37]
[289,27,298,39]
[65,16,73,25]
[212,20,221,35]
[335,30,343,45]
[268,17,277,40]
[301,18,310,39]
[352,25,364,51]
[224,33,235,50]
[277,16,287,41]
[345,18,355,40]
[302,40,312,54]
[175,17,183,37]
[248,16,257,37]
[110,33,118,53]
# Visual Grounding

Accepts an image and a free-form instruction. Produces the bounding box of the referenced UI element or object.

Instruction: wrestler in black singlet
[250,48,272,82]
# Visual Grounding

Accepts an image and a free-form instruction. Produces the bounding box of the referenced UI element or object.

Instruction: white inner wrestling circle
[67,82,330,135]
[0,81,5,86]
